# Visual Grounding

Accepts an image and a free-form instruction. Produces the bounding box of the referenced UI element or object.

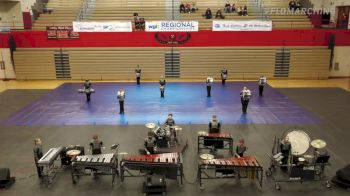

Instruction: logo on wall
[155,33,191,45]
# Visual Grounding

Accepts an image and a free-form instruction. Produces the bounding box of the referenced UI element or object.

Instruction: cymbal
[311,139,327,149]
[303,154,314,159]
[171,126,182,131]
[145,123,156,129]
[200,153,214,160]
[198,131,208,136]
[66,149,81,156]
[118,152,128,155]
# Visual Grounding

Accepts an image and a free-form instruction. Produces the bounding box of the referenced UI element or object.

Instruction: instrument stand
[142,174,166,196]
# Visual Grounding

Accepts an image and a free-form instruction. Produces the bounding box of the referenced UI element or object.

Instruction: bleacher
[262,0,313,29]
[84,0,166,21]
[32,0,83,30]
[13,47,330,80]
[179,0,262,30]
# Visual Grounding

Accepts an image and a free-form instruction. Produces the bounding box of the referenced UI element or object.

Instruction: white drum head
[286,130,310,156]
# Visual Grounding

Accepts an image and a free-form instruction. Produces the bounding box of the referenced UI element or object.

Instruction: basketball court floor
[0,79,349,196]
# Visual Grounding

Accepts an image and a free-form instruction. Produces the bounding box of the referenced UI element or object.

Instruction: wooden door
[337,6,350,29]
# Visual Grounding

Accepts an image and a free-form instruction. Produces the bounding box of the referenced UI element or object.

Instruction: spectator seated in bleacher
[243,5,248,16]
[203,8,212,19]
[237,6,243,16]
[296,1,301,10]
[215,9,225,19]
[289,0,296,11]
[191,2,198,13]
[224,1,231,13]
[133,13,145,31]
[180,3,186,13]
[185,2,192,13]
[231,4,236,13]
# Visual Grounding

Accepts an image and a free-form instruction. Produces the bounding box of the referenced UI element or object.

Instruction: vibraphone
[37,147,64,185]
[120,153,183,184]
[198,133,234,155]
[198,156,263,188]
[71,153,118,185]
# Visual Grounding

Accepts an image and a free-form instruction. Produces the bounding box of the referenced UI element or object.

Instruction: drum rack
[266,135,332,190]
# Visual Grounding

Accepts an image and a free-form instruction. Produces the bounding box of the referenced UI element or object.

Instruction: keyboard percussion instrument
[198,155,263,188]
[120,153,183,184]
[37,147,64,185]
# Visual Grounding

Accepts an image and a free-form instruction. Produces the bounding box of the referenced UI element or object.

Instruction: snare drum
[286,129,310,156]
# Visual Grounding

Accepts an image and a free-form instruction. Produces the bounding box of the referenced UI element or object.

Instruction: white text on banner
[145,21,198,32]
[72,21,132,32]
[212,20,272,31]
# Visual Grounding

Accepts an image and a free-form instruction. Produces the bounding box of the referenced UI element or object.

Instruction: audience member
[191,2,198,12]
[180,3,186,13]
[289,0,296,11]
[215,9,225,19]
[224,2,231,13]
[203,8,212,19]
[231,3,236,13]
[238,6,243,16]
[243,5,248,16]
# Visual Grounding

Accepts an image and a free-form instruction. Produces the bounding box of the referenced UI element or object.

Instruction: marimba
[120,153,183,184]
[37,147,64,185]
[198,156,263,188]
[71,153,118,185]
[198,132,234,155]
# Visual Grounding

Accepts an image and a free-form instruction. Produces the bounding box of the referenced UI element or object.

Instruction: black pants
[86,93,91,102]
[160,90,164,98]
[92,149,102,155]
[222,79,226,85]
[35,163,43,178]
[207,86,211,97]
[242,99,249,113]
[119,100,124,114]
[259,85,264,96]
[136,77,140,85]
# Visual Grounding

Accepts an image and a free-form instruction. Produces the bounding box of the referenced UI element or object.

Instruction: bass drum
[285,129,311,156]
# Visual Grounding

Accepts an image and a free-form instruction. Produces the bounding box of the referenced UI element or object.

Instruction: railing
[0,21,25,30]
[254,0,269,20]
[76,0,88,21]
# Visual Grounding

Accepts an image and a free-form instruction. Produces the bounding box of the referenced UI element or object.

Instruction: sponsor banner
[145,21,198,32]
[212,20,272,31]
[46,26,79,39]
[72,21,132,32]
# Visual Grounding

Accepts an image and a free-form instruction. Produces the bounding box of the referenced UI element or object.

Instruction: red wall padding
[1,30,350,48]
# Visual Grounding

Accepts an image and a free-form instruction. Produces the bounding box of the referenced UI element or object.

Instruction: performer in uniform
[209,115,221,133]
[258,75,267,97]
[220,67,228,86]
[84,79,92,102]
[89,134,104,155]
[206,76,214,97]
[135,65,142,85]
[280,136,291,170]
[33,138,43,179]
[144,131,156,155]
[240,86,251,114]
[117,88,126,114]
[236,139,247,157]
[159,75,166,98]
[164,113,175,126]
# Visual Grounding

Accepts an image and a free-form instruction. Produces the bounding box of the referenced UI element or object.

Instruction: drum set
[267,128,331,190]
[145,123,182,148]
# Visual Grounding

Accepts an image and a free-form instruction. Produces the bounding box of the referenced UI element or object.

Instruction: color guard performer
[220,67,228,85]
[84,79,92,102]
[89,134,104,155]
[159,75,166,98]
[117,88,126,114]
[209,115,221,133]
[135,65,142,85]
[258,75,267,97]
[240,86,251,114]
[144,131,156,155]
[236,139,247,157]
[206,76,214,97]
[33,138,43,179]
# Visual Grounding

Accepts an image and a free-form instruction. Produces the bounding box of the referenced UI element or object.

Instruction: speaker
[0,168,11,188]
[328,34,335,50]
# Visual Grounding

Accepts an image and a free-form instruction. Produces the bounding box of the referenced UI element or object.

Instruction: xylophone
[120,153,183,184]
[71,153,118,185]
[198,132,234,155]
[198,156,263,188]
[38,147,64,185]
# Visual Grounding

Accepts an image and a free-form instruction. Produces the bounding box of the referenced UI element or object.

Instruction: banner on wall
[72,21,132,32]
[46,26,80,39]
[212,20,272,31]
[145,21,198,32]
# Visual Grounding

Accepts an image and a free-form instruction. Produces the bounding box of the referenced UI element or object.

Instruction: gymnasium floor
[0,79,349,196]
